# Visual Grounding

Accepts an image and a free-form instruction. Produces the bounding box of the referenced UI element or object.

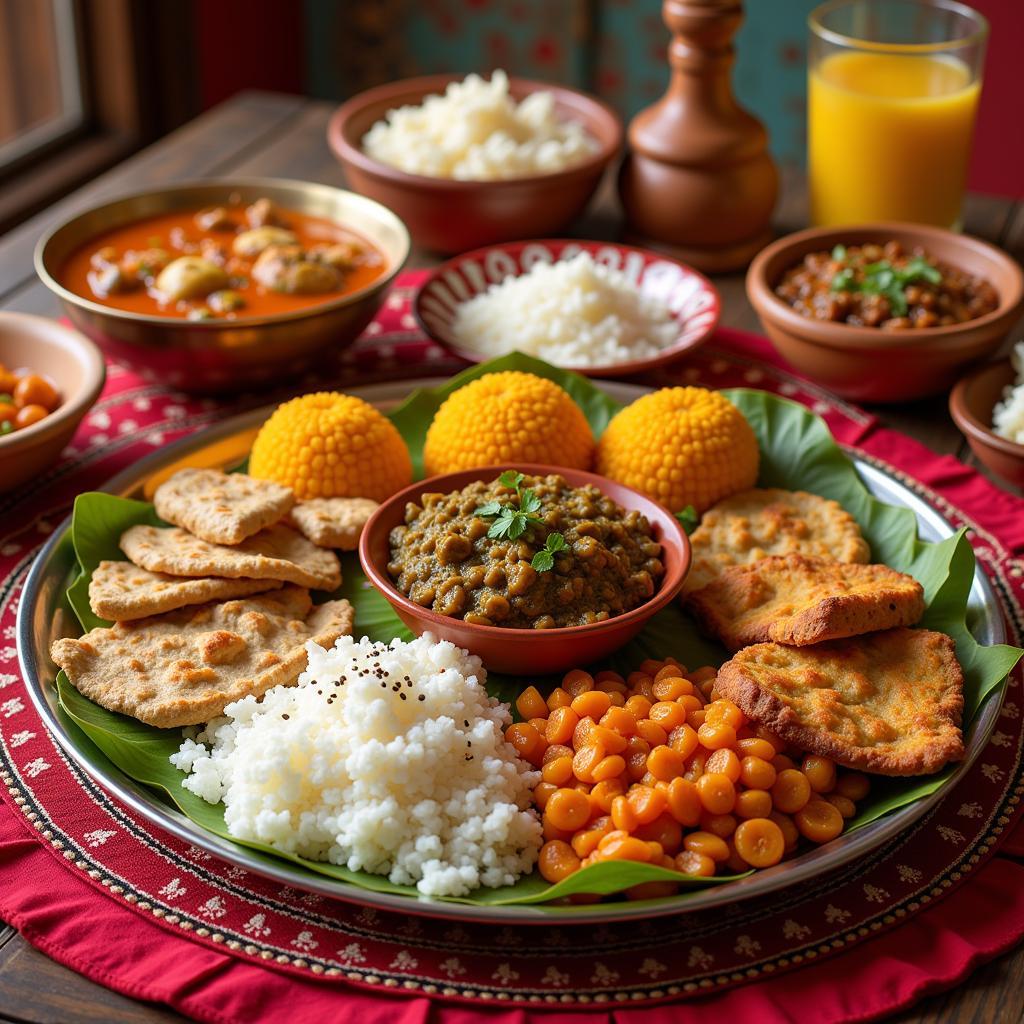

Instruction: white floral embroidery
[897,865,923,883]
[440,957,466,978]
[9,730,34,747]
[118,419,139,435]
[389,950,418,970]
[224,865,248,881]
[491,963,520,984]
[0,673,17,689]
[299,891,321,906]
[734,934,762,956]
[164,404,187,420]
[185,844,212,862]
[0,648,17,663]
[957,802,983,819]
[825,904,850,924]
[638,958,667,978]
[541,964,570,986]
[687,946,714,969]
[159,877,187,900]
[84,829,116,847]
[783,919,811,940]
[132,396,152,411]
[356,907,379,926]
[543,927,569,947]
[243,913,271,937]
[1000,702,1019,720]
[0,544,20,556]
[199,896,227,919]
[278,885,299,901]
[291,931,318,952]
[337,942,365,963]
[146,431,165,446]
[779,382,799,396]
[22,758,50,778]
[591,962,619,984]
[988,731,1012,748]
[863,884,890,903]
[443,925,469,944]
[981,763,1004,783]
[496,927,522,946]
[1,627,13,640]
[89,432,109,448]
[88,410,111,429]
[2,698,25,717]
[937,826,965,844]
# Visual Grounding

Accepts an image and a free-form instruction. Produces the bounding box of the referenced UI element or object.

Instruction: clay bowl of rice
[413,239,720,377]
[950,347,1024,489]
[327,71,623,254]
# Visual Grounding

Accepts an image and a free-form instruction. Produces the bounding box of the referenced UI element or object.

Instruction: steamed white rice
[170,633,542,897]
[993,340,1024,444]
[450,251,679,366]
[362,70,597,180]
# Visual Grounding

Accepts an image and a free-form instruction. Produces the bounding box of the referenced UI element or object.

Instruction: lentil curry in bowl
[360,464,690,675]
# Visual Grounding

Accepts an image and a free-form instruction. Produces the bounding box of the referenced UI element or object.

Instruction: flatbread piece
[683,488,870,593]
[121,523,341,592]
[154,468,294,545]
[685,554,924,650]
[51,586,354,727]
[289,497,379,550]
[715,628,964,775]
[89,559,283,622]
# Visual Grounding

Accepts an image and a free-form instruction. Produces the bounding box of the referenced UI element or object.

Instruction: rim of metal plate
[17,378,1008,924]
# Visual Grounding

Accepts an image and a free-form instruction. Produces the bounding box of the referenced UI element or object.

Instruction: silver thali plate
[17,379,1007,923]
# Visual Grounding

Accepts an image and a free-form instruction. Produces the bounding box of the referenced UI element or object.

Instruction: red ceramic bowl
[327,74,623,254]
[413,239,720,378]
[949,357,1024,490]
[359,464,691,675]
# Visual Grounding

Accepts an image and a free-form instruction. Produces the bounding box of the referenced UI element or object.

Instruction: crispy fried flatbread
[154,468,294,545]
[51,586,354,727]
[89,559,283,622]
[716,628,964,775]
[121,523,341,591]
[288,497,379,550]
[683,488,870,593]
[685,554,924,651]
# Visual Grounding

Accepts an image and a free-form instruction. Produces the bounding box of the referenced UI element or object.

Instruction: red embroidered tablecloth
[1,272,1023,1023]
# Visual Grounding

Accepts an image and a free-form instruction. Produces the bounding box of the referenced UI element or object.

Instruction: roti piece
[89,559,284,622]
[289,497,379,550]
[685,554,924,651]
[51,586,354,727]
[716,628,964,776]
[154,468,294,545]
[121,523,341,591]
[683,488,870,593]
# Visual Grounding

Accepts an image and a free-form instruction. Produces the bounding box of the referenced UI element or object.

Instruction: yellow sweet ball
[423,371,595,475]
[595,387,759,514]
[249,391,412,501]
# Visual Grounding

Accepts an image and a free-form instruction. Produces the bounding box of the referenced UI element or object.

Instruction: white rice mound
[362,70,597,180]
[170,633,542,897]
[993,340,1024,444]
[451,252,679,366]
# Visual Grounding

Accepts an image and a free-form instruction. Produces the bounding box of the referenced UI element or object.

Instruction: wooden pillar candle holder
[618,0,779,273]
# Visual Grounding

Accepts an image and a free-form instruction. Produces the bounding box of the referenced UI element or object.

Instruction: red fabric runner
[1,273,1023,1022]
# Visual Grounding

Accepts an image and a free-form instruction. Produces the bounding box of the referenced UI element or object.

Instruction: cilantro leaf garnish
[475,470,546,542]
[675,505,699,535]
[829,252,943,318]
[531,532,566,572]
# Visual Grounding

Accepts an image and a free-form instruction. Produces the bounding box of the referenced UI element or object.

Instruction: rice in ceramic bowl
[171,632,542,897]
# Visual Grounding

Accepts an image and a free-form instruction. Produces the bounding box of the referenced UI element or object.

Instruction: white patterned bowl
[412,239,721,378]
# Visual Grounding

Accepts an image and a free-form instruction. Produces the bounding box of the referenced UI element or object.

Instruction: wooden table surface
[1,91,1022,1024]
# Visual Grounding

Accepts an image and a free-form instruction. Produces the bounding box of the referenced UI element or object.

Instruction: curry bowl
[746,222,1024,403]
[359,463,690,675]
[327,75,623,254]
[0,313,105,493]
[34,178,410,394]
[414,239,720,377]
[950,358,1024,490]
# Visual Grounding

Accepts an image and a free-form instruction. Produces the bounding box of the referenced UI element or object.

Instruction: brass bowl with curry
[34,178,410,393]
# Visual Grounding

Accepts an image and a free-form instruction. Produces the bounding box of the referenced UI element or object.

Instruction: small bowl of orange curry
[35,178,410,393]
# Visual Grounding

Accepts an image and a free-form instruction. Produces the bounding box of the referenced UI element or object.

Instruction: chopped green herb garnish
[475,470,546,541]
[675,505,699,535]
[531,532,566,573]
[0,421,13,435]
[830,255,943,317]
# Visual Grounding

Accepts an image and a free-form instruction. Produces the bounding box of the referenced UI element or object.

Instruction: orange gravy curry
[60,196,388,321]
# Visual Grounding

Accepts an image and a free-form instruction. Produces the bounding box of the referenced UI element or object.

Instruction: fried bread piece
[683,488,870,593]
[288,497,379,550]
[716,628,964,775]
[120,523,341,591]
[51,586,354,727]
[685,554,924,650]
[154,468,294,545]
[89,559,283,622]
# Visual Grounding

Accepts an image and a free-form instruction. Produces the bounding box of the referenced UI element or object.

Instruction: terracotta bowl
[35,178,410,394]
[746,223,1024,403]
[414,239,720,378]
[950,358,1024,490]
[0,313,105,493]
[326,75,623,254]
[359,464,691,675]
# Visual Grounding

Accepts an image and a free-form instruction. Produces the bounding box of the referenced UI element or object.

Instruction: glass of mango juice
[808,0,987,229]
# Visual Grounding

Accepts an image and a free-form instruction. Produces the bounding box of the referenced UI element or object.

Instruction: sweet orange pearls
[518,658,872,889]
